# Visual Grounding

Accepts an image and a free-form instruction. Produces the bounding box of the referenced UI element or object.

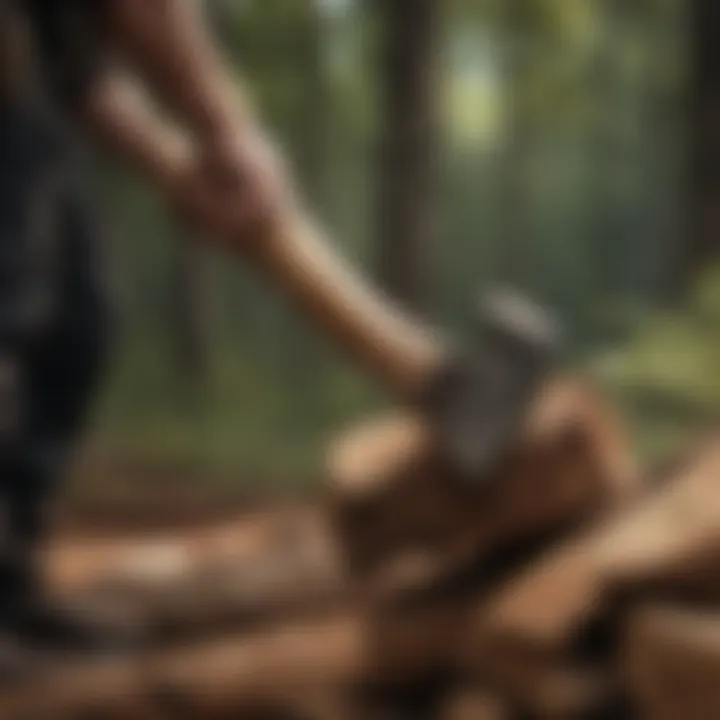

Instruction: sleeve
[23,0,111,109]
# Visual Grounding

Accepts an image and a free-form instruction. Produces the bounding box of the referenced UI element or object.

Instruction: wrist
[195,83,253,146]
[146,129,194,197]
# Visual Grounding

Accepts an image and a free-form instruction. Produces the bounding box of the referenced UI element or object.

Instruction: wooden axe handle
[92,77,447,400]
[248,206,447,399]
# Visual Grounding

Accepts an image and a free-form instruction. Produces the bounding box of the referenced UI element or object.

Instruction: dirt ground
[58,458,300,538]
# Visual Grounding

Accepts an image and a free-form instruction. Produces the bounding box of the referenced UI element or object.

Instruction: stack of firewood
[0,377,717,719]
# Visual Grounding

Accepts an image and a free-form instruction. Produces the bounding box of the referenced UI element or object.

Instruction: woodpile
[0,377,718,718]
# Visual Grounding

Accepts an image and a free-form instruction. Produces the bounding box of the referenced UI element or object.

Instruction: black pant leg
[4,185,113,550]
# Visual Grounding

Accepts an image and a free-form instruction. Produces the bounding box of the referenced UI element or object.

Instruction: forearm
[81,71,191,189]
[78,68,282,254]
[104,0,249,141]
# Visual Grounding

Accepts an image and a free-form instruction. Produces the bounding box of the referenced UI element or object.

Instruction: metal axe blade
[423,288,564,484]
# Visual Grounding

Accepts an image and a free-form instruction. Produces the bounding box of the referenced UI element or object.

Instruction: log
[1,494,592,719]
[39,379,633,639]
[471,435,720,662]
[0,600,478,720]
[41,505,345,641]
[327,377,638,596]
[0,379,645,718]
[439,689,508,720]
[623,603,720,720]
[463,641,611,719]
[0,615,357,719]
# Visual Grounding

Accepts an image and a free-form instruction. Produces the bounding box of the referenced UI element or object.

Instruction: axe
[133,99,563,483]
[241,179,563,483]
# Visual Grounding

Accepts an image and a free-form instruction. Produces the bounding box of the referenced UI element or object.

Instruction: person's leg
[6,303,110,571]
[0,346,29,622]
[0,186,114,644]
[0,318,113,650]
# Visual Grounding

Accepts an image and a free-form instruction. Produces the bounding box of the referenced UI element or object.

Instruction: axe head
[425,288,563,484]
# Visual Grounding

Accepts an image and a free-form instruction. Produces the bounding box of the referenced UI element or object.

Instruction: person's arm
[28,0,262,176]
[82,70,191,188]
[30,0,285,247]
[101,0,288,220]
[103,0,252,144]
[81,68,281,247]
[97,0,290,243]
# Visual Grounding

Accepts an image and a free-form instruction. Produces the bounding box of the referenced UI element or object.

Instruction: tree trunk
[301,0,331,215]
[170,233,213,399]
[376,0,441,315]
[497,1,533,290]
[683,0,720,289]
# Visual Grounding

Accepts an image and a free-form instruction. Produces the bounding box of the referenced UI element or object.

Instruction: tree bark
[170,233,213,399]
[376,0,441,315]
[497,0,533,289]
[683,0,720,289]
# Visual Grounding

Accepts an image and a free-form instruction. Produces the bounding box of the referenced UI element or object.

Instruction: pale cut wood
[40,506,345,640]
[473,437,720,660]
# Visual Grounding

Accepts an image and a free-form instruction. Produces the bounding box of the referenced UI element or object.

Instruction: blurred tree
[170,234,214,401]
[299,0,331,211]
[376,0,442,315]
[685,0,720,291]
[164,0,225,401]
[497,0,534,289]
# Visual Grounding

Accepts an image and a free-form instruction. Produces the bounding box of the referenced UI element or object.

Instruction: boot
[0,549,144,655]
[0,496,143,655]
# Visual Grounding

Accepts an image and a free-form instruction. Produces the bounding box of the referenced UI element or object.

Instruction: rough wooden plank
[328,377,637,597]
[473,436,720,661]
[623,603,720,720]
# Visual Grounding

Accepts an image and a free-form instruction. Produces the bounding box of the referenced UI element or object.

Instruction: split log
[41,505,345,641]
[327,377,637,597]
[470,435,720,665]
[623,603,720,720]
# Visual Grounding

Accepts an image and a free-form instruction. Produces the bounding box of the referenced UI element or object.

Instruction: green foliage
[590,266,720,463]
[593,266,720,408]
